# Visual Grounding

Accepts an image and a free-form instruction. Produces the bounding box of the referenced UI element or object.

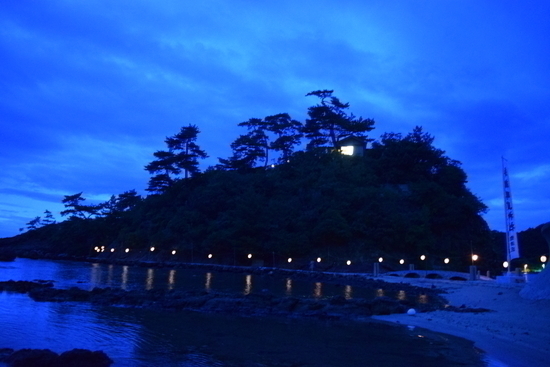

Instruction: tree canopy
[302,90,375,149]
[145,124,208,192]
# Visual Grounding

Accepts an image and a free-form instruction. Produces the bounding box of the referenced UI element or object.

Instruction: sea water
[0,258,487,366]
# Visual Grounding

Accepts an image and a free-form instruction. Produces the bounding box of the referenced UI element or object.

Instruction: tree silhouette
[302,90,375,149]
[145,124,208,192]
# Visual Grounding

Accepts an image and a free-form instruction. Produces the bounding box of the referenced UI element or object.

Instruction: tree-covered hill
[1,126,494,272]
[13,90,541,274]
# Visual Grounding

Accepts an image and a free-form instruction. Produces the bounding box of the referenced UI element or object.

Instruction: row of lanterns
[93,247,548,269]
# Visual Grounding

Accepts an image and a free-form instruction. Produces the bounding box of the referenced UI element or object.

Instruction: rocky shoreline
[0,276,490,321]
[0,347,112,367]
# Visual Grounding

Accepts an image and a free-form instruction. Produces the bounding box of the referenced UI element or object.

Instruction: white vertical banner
[502,157,520,260]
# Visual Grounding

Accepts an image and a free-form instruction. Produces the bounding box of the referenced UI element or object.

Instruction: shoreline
[5,255,548,365]
[371,276,550,367]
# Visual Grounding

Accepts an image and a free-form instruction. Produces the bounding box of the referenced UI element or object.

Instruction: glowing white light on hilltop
[399,259,405,265]
[472,254,479,262]
[541,255,547,263]
[287,258,292,263]
[378,257,383,263]
[346,260,351,266]
[444,258,450,264]
[247,254,252,259]
[420,255,426,261]
[171,250,176,255]
[110,248,115,253]
[208,254,213,259]
[316,257,322,263]
[503,261,509,268]
[150,247,155,252]
[271,164,275,168]
[341,146,354,155]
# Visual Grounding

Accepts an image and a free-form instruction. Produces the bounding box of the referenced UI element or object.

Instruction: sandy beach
[371,275,550,367]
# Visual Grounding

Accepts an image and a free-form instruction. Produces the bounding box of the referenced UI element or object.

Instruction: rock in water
[407,308,416,316]
[4,349,58,367]
[57,349,113,367]
[1,348,113,367]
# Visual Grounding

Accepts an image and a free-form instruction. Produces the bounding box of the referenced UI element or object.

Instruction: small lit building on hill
[336,136,367,157]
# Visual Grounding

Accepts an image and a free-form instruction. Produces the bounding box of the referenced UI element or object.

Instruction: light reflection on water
[0,259,479,367]
[0,259,415,301]
[285,278,292,296]
[313,282,322,298]
[244,274,252,295]
[107,264,114,286]
[121,265,129,290]
[168,269,176,290]
[398,290,406,300]
[344,284,352,299]
[145,268,154,290]
[205,272,212,291]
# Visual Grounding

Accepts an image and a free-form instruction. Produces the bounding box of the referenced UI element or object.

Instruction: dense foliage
[5,130,494,272]
[12,90,545,274]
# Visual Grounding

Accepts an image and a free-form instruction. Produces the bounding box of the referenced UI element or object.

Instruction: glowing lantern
[125,248,130,253]
[150,246,155,252]
[316,257,322,263]
[346,260,351,266]
[420,255,426,261]
[541,255,547,263]
[247,254,252,259]
[287,258,292,263]
[399,259,405,265]
[378,257,383,263]
[503,261,509,269]
[171,250,176,255]
[472,254,479,262]
[208,254,213,259]
[444,258,450,264]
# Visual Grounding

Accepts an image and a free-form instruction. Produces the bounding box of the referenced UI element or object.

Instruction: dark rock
[305,301,325,311]
[0,348,14,360]
[57,348,113,367]
[329,295,347,305]
[276,297,300,312]
[4,348,58,367]
[443,305,492,313]
[370,296,405,315]
[0,280,54,293]
[0,249,16,261]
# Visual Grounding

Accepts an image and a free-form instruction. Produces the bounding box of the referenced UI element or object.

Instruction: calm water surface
[0,258,486,366]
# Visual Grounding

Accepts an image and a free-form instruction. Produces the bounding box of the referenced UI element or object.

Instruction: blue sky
[1,0,549,238]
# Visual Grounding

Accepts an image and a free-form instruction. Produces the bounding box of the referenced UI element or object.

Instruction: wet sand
[371,276,550,367]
